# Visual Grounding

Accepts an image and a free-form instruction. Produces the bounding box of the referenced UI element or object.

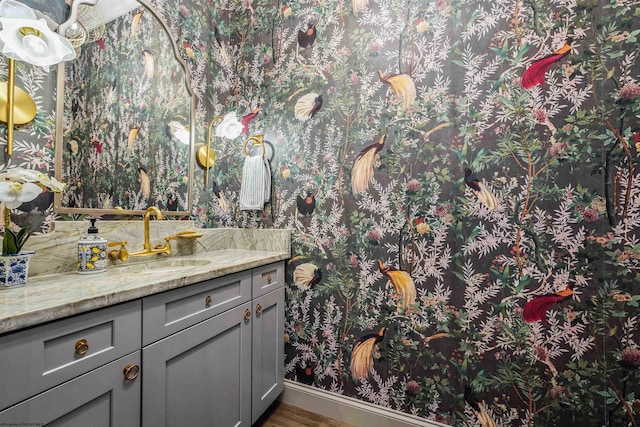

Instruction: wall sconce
[196,116,222,186]
[0,0,77,157]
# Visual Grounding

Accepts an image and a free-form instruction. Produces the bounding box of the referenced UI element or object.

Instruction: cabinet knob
[266,275,272,284]
[75,339,89,356]
[255,304,263,317]
[123,364,140,381]
[243,308,251,321]
[205,295,212,306]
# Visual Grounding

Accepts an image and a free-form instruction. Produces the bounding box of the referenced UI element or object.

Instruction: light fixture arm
[6,58,14,155]
[57,0,98,35]
[204,116,223,185]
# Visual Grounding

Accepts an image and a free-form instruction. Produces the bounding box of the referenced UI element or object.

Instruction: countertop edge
[0,251,289,335]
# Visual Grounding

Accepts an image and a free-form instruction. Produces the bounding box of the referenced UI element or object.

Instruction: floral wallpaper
[1,0,640,425]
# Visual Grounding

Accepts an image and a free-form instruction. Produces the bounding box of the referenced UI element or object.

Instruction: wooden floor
[253,401,355,427]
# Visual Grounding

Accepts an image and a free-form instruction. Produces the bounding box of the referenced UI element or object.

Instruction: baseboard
[279,380,450,427]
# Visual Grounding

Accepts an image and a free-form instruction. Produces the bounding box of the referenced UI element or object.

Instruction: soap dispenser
[77,218,108,274]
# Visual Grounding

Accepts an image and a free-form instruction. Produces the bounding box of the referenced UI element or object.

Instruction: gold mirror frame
[54,0,195,216]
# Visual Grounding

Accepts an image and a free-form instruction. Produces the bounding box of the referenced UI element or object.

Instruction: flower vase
[0,251,35,288]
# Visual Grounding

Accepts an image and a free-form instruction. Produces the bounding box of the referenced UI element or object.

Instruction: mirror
[54,0,194,215]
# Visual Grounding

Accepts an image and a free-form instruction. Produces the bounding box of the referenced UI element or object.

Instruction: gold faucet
[128,206,174,257]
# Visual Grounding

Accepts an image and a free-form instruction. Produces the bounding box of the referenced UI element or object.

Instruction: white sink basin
[113,258,212,275]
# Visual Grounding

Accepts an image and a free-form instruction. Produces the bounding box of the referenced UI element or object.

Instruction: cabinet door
[0,351,141,427]
[251,286,285,423]
[142,302,252,427]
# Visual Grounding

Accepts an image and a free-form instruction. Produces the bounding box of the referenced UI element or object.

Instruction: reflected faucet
[129,206,175,257]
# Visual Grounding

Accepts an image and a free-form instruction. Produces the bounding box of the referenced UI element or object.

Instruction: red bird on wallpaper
[523,287,573,323]
[521,40,572,89]
[241,106,260,135]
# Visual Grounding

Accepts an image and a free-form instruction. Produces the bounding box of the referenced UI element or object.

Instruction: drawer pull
[205,295,212,306]
[266,275,272,284]
[243,308,251,321]
[123,364,140,381]
[255,304,263,317]
[75,339,89,356]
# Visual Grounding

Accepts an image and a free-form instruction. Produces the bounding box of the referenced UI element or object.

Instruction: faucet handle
[108,241,129,262]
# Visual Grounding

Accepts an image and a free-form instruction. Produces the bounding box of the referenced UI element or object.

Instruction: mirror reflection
[54,0,193,215]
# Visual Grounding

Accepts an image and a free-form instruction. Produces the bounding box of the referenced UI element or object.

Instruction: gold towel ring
[243,134,266,158]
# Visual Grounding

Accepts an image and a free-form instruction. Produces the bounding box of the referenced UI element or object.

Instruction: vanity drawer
[142,270,252,345]
[252,262,285,298]
[0,300,141,411]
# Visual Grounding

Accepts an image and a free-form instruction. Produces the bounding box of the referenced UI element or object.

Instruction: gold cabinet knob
[75,339,89,356]
[123,364,140,381]
[205,295,212,306]
[255,304,263,317]
[266,275,272,284]
[243,308,251,321]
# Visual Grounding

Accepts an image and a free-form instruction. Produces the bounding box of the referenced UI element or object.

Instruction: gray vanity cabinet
[142,303,253,426]
[0,260,285,427]
[141,261,285,426]
[251,286,285,424]
[0,351,141,426]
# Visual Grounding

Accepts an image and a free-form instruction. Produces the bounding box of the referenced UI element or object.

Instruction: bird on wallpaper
[350,327,385,381]
[377,259,416,310]
[130,8,144,37]
[523,286,574,323]
[166,195,179,211]
[378,70,416,112]
[292,263,322,290]
[142,49,154,80]
[296,192,316,216]
[352,0,370,13]
[295,363,315,385]
[521,39,572,89]
[297,23,316,48]
[212,180,229,212]
[165,121,190,145]
[351,135,385,195]
[92,140,102,154]
[464,386,497,427]
[294,93,323,121]
[137,163,151,200]
[214,26,231,68]
[127,126,141,153]
[241,106,260,135]
[464,168,498,210]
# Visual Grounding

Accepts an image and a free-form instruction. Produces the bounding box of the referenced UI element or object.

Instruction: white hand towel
[240,155,271,211]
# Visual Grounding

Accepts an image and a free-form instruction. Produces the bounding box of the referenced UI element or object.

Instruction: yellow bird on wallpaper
[127,126,141,153]
[131,9,144,37]
[137,163,150,200]
[142,49,154,80]
[350,327,385,381]
[378,259,416,310]
[378,70,416,111]
[352,0,370,13]
[351,135,385,195]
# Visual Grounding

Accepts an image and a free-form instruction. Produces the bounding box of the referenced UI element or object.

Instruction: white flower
[214,112,243,139]
[0,166,65,192]
[0,181,41,209]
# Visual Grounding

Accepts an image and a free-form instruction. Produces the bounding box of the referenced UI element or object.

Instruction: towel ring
[243,135,266,158]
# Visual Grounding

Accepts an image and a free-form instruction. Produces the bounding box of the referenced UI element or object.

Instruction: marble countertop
[0,249,289,335]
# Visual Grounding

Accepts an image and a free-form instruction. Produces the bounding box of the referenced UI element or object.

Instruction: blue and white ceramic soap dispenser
[77,218,108,274]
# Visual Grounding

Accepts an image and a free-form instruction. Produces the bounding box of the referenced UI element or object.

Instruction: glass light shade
[0,0,36,21]
[0,17,75,66]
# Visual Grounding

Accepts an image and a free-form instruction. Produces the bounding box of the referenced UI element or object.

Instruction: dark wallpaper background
[2,0,640,425]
